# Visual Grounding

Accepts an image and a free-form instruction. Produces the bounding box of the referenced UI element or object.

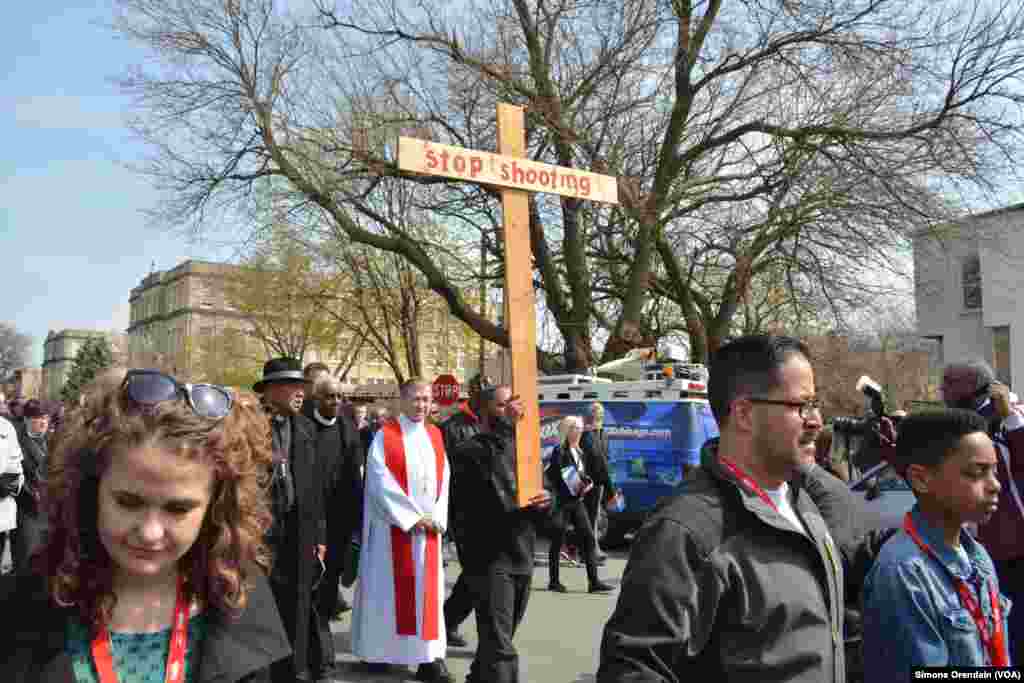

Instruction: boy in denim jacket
[863,409,1012,680]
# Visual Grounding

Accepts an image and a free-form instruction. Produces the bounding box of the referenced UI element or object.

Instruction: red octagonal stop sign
[432,374,461,406]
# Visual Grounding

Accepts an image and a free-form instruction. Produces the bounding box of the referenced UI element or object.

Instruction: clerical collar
[313,409,337,426]
[399,414,424,429]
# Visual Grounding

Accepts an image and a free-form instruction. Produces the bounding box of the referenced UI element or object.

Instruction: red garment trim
[421,423,446,641]
[383,420,418,637]
[92,573,189,683]
[382,419,447,640]
[902,512,1009,666]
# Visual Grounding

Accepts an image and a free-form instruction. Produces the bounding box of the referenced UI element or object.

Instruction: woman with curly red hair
[0,369,291,682]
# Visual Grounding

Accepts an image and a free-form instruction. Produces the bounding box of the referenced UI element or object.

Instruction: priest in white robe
[352,379,453,683]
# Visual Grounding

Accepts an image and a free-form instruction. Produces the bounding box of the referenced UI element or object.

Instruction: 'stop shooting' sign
[397,137,619,205]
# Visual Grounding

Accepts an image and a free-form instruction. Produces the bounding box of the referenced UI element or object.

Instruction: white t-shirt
[764,482,806,534]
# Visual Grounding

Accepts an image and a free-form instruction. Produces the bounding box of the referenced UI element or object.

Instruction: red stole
[381,418,446,640]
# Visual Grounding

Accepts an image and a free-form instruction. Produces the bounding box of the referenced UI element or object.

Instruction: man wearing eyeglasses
[304,373,364,678]
[598,335,850,682]
[254,357,326,683]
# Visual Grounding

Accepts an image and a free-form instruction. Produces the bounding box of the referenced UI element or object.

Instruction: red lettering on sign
[426,149,438,170]
[470,157,483,177]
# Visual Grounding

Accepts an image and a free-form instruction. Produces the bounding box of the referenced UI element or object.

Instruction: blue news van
[537,360,719,545]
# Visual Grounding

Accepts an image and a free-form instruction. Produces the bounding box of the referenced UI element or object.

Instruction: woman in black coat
[0,371,291,682]
[544,416,614,594]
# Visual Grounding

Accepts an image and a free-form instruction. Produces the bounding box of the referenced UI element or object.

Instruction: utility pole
[478,236,487,378]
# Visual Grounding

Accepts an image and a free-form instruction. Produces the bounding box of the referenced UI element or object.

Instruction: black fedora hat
[253,357,310,393]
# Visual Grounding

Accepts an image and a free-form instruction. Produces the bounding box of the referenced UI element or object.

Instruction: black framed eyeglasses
[747,397,822,420]
[122,369,234,420]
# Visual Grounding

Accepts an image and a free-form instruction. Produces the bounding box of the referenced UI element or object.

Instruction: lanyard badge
[719,457,780,513]
[91,573,191,683]
[902,512,1009,667]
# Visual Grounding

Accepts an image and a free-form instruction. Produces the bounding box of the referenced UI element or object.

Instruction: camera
[831,376,887,435]
[829,375,903,477]
[831,415,873,435]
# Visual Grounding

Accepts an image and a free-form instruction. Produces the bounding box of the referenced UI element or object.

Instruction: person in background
[354,404,369,431]
[940,360,1024,662]
[545,415,613,594]
[0,369,291,681]
[0,414,23,575]
[255,357,326,683]
[441,373,491,648]
[863,409,1010,678]
[580,401,615,561]
[12,399,50,574]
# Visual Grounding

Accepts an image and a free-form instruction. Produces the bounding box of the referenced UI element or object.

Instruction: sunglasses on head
[122,370,234,420]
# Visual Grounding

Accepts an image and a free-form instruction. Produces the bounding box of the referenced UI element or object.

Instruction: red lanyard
[902,513,1009,666]
[92,573,191,683]
[719,457,779,513]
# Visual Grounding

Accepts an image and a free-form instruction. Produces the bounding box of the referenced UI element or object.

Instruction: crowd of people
[0,335,1020,683]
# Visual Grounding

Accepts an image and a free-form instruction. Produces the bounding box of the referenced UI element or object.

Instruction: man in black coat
[13,399,50,575]
[450,385,553,683]
[579,401,615,560]
[255,358,326,683]
[440,373,490,647]
[303,373,364,677]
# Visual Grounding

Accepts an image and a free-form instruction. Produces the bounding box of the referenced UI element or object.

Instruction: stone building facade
[41,329,125,401]
[914,204,1024,390]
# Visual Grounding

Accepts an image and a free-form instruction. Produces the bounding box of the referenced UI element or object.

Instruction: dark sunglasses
[122,370,234,420]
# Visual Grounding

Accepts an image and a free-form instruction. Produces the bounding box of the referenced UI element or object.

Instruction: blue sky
[0,1,229,365]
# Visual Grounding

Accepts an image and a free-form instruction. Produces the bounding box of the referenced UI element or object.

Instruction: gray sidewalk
[323,543,627,683]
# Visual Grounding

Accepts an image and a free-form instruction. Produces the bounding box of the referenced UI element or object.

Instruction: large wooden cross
[398,104,619,506]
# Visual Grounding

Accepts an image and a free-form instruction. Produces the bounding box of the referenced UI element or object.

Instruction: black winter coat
[0,570,291,683]
[303,404,364,562]
[580,429,614,497]
[544,444,593,503]
[16,423,47,518]
[265,413,324,679]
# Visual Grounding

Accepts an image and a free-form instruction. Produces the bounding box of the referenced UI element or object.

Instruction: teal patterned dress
[66,613,207,683]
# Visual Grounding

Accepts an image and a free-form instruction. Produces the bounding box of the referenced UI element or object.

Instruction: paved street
[324,543,629,683]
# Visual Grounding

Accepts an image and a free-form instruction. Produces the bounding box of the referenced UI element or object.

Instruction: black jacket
[303,404,364,562]
[440,405,481,455]
[16,423,47,518]
[580,428,614,497]
[545,444,593,504]
[597,444,847,683]
[451,418,547,575]
[0,570,291,683]
[265,412,323,678]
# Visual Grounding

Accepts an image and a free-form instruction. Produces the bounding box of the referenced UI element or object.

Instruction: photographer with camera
[941,359,1024,661]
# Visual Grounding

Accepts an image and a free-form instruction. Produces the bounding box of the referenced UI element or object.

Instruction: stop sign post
[432,374,461,407]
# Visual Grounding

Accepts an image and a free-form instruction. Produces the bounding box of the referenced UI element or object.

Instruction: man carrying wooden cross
[351,378,453,683]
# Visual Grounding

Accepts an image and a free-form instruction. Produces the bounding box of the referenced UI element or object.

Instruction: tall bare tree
[112,0,1024,369]
[0,322,31,379]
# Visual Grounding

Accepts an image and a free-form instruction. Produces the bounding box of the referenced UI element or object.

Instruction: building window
[993,326,1011,385]
[962,252,982,310]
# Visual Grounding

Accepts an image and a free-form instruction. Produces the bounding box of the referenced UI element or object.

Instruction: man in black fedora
[255,357,328,683]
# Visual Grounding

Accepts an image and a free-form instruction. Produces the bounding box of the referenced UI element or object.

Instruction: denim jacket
[862,504,1012,682]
